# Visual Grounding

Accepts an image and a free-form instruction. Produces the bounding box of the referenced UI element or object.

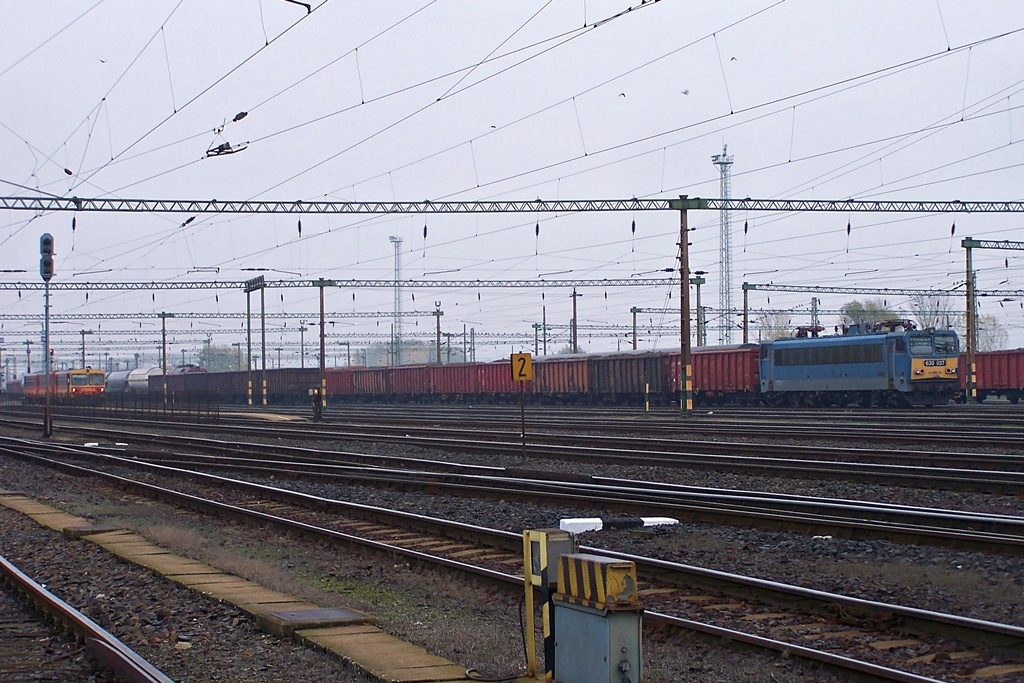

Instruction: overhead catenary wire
[5,6,1024,353]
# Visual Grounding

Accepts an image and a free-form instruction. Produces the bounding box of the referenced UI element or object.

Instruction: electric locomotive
[758,320,959,407]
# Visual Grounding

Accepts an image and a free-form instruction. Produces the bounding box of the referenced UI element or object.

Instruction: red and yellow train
[22,368,106,403]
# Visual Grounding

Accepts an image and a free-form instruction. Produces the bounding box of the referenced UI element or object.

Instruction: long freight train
[143,321,963,408]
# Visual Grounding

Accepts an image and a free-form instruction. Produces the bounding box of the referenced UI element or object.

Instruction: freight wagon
[669,345,761,405]
[959,348,1024,403]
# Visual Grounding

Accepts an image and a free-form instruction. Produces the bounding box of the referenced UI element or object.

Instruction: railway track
[305,407,1024,449]
[0,553,174,683]
[15,398,1024,450]
[11,433,1019,556]
[288,401,1024,435]
[5,412,1022,495]
[2,440,1023,682]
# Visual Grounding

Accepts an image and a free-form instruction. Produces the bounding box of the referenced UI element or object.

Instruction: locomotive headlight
[914,369,923,375]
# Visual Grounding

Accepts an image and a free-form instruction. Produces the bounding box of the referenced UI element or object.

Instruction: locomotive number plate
[923,359,946,367]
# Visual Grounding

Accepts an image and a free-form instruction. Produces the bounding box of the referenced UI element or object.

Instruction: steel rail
[0,554,175,683]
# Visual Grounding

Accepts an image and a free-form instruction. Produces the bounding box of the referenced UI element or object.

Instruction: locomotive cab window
[71,375,88,386]
[933,334,958,354]
[89,374,104,386]
[909,336,933,355]
[894,338,906,354]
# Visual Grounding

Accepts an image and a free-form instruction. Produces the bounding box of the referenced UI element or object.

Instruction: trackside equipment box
[552,553,643,683]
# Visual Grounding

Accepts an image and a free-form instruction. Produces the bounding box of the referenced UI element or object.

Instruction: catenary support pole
[679,200,692,415]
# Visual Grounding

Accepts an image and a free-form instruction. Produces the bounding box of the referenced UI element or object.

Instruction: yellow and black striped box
[555,553,641,611]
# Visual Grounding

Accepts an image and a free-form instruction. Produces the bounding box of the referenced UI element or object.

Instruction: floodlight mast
[712,146,734,344]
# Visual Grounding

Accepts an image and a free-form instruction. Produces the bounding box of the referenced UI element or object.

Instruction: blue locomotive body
[759,321,959,407]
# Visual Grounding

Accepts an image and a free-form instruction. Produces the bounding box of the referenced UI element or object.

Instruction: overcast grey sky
[2,1,1024,369]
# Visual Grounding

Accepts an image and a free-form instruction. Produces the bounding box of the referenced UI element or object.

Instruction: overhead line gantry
[0,278,676,291]
[4,196,1024,214]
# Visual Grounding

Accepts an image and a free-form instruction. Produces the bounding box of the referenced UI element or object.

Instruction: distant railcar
[167,364,207,375]
[5,379,23,399]
[107,366,162,393]
[587,350,673,405]
[532,356,589,403]
[432,362,477,399]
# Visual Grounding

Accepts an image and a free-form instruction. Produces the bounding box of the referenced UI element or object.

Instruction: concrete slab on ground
[299,625,468,683]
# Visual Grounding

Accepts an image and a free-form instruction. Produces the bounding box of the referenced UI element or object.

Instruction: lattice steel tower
[389,235,403,365]
[712,144,735,344]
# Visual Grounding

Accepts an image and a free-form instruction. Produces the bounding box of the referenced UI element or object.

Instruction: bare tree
[756,311,792,340]
[911,294,955,330]
[977,314,1009,352]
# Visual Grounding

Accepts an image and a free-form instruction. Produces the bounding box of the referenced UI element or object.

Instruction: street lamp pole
[742,283,750,344]
[260,283,267,404]
[570,289,581,353]
[315,279,333,413]
[243,276,265,406]
[692,272,706,347]
[158,312,175,405]
[80,329,93,368]
[631,307,639,350]
[433,302,443,365]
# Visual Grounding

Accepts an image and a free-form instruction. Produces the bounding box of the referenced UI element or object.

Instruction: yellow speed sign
[510,353,533,381]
